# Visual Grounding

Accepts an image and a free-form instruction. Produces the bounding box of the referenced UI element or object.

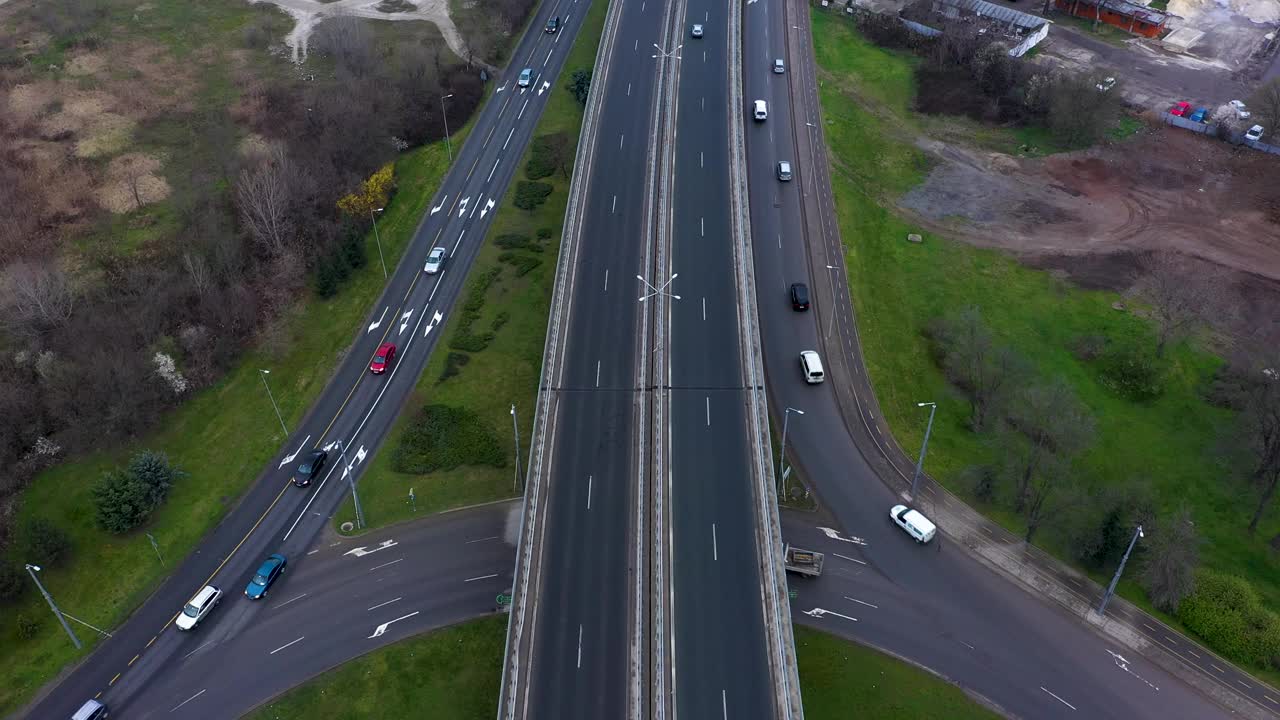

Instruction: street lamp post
[778,407,805,499]
[510,404,523,492]
[1098,525,1144,615]
[370,207,388,279]
[25,564,81,649]
[145,533,165,566]
[441,93,455,163]
[258,369,288,437]
[337,441,365,529]
[824,264,839,338]
[909,401,937,500]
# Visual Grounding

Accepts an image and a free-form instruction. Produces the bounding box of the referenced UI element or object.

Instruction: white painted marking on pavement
[469,195,482,218]
[1040,687,1076,710]
[612,195,617,213]
[577,624,584,668]
[817,527,868,545]
[170,689,206,713]
[587,475,593,509]
[843,595,878,609]
[702,297,706,321]
[273,593,308,610]
[832,552,866,565]
[722,690,728,720]
[705,397,710,426]
[712,523,718,560]
[399,308,414,335]
[604,269,610,292]
[519,98,530,119]
[465,573,499,583]
[802,607,857,622]
[465,535,500,544]
[344,539,399,558]
[369,558,403,572]
[278,435,313,469]
[182,641,213,660]
[596,360,601,387]
[424,310,445,337]
[368,597,402,611]
[368,611,420,638]
[481,198,496,218]
[430,196,448,215]
[488,159,501,183]
[270,636,305,655]
[367,306,388,333]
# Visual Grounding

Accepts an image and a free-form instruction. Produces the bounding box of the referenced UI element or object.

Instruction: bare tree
[1048,72,1122,147]
[1139,506,1200,612]
[235,148,298,257]
[1235,365,1280,535]
[312,15,376,79]
[1127,251,1234,357]
[930,306,1027,431]
[0,260,78,333]
[1247,79,1280,132]
[182,252,212,297]
[1004,379,1095,527]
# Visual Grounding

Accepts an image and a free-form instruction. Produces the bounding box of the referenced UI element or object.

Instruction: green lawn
[810,9,1280,672]
[336,0,610,533]
[246,616,507,720]
[796,627,1001,719]
[0,133,468,715]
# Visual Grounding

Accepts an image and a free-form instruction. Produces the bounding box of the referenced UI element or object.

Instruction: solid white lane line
[1185,648,1200,658]
[1212,663,1225,673]
[503,127,515,150]
[712,523,718,561]
[469,195,481,218]
[306,549,319,555]
[619,133,624,149]
[627,82,632,96]
[1238,680,1252,690]
[612,195,617,213]
[369,558,403,572]
[465,573,499,583]
[705,397,710,426]
[544,48,553,65]
[596,360,601,387]
[832,552,866,565]
[1040,687,1076,711]
[170,689,206,713]
[368,597,402,611]
[634,39,638,51]
[272,593,308,609]
[604,269,609,292]
[843,595,878,609]
[722,689,727,719]
[702,297,706,321]
[700,151,704,168]
[577,625,584,668]
[483,124,496,147]
[182,641,213,660]
[700,217,704,237]
[519,98,529,119]
[959,640,976,649]
[587,475,593,509]
[487,158,501,183]
[270,636,305,655]
[465,535,500,544]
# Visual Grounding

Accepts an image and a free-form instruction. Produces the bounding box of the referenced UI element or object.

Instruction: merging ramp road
[24,3,587,716]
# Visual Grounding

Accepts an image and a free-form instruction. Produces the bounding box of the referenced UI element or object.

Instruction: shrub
[20,518,72,568]
[392,405,506,474]
[1096,343,1164,402]
[566,69,592,105]
[450,268,500,354]
[1179,569,1280,669]
[0,562,25,603]
[92,451,183,534]
[1070,333,1108,362]
[438,352,471,384]
[498,252,542,277]
[495,233,537,251]
[536,227,554,242]
[16,614,40,640]
[513,181,554,212]
[525,140,555,180]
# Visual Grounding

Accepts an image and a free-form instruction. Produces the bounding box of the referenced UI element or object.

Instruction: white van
[890,504,936,544]
[799,350,824,384]
[71,699,109,720]
[753,99,768,121]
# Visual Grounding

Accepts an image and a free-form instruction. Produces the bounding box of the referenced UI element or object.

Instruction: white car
[1245,124,1264,142]
[753,99,767,121]
[517,68,533,88]
[1228,100,1251,120]
[773,58,785,74]
[691,23,704,38]
[1095,76,1115,92]
[175,585,222,631]
[424,246,446,274]
[890,504,936,544]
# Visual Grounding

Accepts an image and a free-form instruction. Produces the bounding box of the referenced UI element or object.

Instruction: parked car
[691,23,704,38]
[1228,100,1250,120]
[424,246,446,274]
[890,504,937,544]
[1245,124,1265,142]
[517,68,533,88]
[1095,76,1115,92]
[773,58,785,74]
[753,99,768,121]
[175,585,222,631]
[293,449,328,487]
[545,15,561,33]
[245,554,287,599]
[1169,101,1191,117]
[789,282,810,311]
[1189,107,1208,123]
[370,342,396,374]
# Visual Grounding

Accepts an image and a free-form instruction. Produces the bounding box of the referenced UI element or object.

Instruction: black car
[293,449,328,487]
[790,282,810,311]
[545,15,561,33]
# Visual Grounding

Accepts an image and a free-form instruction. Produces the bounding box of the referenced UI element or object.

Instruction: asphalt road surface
[744,0,1239,718]
[23,3,586,716]
[667,5,773,719]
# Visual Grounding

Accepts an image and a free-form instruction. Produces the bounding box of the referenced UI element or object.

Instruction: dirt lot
[899,124,1280,340]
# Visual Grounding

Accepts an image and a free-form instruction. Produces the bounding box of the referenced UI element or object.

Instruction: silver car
[773,58,785,74]
[517,68,533,88]
[691,23,704,38]
[424,246,446,274]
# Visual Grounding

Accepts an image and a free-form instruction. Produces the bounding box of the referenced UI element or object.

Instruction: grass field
[336,0,610,533]
[246,616,507,720]
[809,8,1280,668]
[0,130,468,715]
[796,627,1001,719]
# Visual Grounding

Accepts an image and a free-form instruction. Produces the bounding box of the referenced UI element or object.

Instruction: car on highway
[691,23,704,37]
[753,99,767,121]
[890,504,936,544]
[773,58,785,74]
[370,342,396,374]
[71,699,109,720]
[1169,101,1191,117]
[1189,107,1209,123]
[518,68,533,88]
[777,160,792,181]
[789,282,809,311]
[175,585,222,631]
[293,448,328,487]
[799,350,824,384]
[545,15,561,33]
[245,553,287,599]
[424,246,446,274]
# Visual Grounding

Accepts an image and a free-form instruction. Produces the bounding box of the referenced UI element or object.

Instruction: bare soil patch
[95,152,171,213]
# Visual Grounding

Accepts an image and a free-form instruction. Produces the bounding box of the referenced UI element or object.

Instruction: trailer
[783,544,824,577]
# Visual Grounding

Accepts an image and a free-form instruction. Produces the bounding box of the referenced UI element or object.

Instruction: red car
[1170,101,1191,117]
[370,342,396,374]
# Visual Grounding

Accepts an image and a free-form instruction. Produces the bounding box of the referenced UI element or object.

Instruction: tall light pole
[258,369,288,437]
[824,264,839,338]
[25,564,81,649]
[370,207,387,279]
[510,404,522,492]
[778,407,805,499]
[909,401,937,500]
[441,93,455,163]
[1098,525,1143,615]
[337,440,365,530]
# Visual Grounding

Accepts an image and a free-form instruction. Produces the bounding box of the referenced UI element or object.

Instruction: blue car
[245,554,286,599]
[1189,107,1209,123]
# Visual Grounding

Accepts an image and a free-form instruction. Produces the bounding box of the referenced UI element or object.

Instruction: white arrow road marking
[399,309,414,335]
[342,445,368,477]
[368,611,420,639]
[323,440,340,452]
[481,199,496,218]
[1107,649,1160,690]
[367,306,388,333]
[457,196,471,218]
[817,527,868,545]
[424,310,445,337]
[539,80,550,96]
[277,435,312,469]
[496,84,506,93]
[344,539,398,558]
[430,196,448,215]
[803,607,858,623]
